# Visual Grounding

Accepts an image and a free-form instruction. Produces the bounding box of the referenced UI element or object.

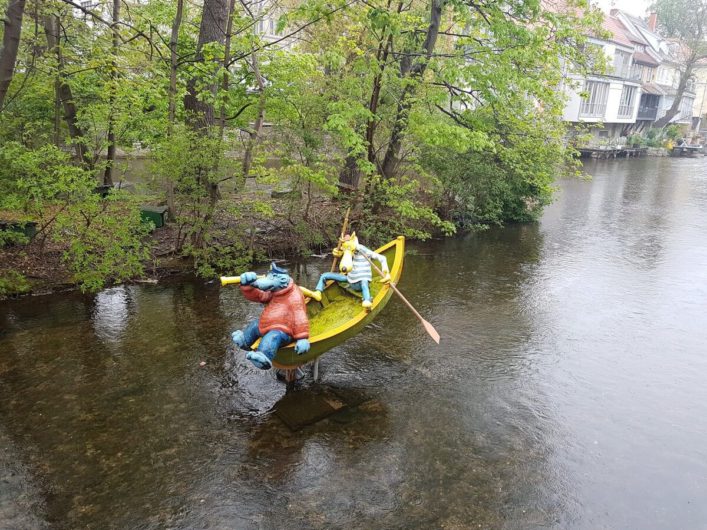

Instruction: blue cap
[269,262,289,275]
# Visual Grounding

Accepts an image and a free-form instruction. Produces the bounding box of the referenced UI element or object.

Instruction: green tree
[651,0,707,127]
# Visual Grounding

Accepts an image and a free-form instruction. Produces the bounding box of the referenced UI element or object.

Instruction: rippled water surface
[2,157,707,529]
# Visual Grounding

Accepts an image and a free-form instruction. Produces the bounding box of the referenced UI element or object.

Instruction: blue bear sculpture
[231,263,310,370]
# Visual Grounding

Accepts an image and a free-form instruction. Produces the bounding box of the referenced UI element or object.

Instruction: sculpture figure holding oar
[311,232,391,310]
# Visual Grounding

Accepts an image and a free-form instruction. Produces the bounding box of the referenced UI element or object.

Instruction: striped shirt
[347,245,388,284]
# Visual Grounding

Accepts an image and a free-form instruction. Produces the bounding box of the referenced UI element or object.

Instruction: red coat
[240,280,310,340]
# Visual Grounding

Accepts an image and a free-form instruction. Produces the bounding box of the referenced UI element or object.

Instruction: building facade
[562,9,698,143]
[562,17,641,143]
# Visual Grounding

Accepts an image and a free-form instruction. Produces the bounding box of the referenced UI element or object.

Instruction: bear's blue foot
[232,330,247,349]
[246,351,272,370]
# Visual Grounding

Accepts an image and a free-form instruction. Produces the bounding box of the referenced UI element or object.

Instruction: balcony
[617,105,634,119]
[637,106,658,121]
[579,102,607,119]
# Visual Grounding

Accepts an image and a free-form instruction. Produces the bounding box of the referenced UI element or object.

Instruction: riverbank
[0,193,341,300]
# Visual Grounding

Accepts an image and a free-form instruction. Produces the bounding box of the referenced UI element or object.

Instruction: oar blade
[362,252,441,344]
[423,319,441,344]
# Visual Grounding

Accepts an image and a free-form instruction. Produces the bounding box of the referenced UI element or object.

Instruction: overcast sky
[592,0,652,17]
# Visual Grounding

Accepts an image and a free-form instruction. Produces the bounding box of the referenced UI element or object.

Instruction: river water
[1,157,706,529]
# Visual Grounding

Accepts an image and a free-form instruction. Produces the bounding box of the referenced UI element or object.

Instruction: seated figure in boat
[231,263,310,370]
[312,232,390,310]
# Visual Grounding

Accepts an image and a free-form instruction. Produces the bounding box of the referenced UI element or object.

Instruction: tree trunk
[184,0,228,204]
[168,0,184,128]
[241,52,266,186]
[338,154,361,190]
[54,75,61,145]
[338,1,398,190]
[218,0,236,137]
[365,40,391,168]
[365,0,399,170]
[166,0,184,221]
[0,0,27,111]
[43,14,93,168]
[337,39,391,190]
[380,0,443,179]
[654,62,695,128]
[184,0,228,132]
[103,0,120,187]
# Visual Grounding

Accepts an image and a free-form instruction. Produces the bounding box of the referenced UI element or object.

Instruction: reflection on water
[1,157,707,528]
[93,288,130,347]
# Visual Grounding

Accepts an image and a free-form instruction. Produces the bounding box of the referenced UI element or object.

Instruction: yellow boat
[266,235,405,370]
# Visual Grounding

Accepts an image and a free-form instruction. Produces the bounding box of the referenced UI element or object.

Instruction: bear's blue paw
[232,330,247,349]
[246,351,272,370]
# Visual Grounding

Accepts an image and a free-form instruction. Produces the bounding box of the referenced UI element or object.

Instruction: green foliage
[0,142,93,209]
[150,125,234,250]
[189,233,263,279]
[54,192,153,292]
[0,0,604,292]
[627,134,641,147]
[0,229,29,247]
[665,124,681,140]
[633,125,683,148]
[643,128,663,147]
[0,142,151,292]
[357,175,456,245]
[0,270,31,297]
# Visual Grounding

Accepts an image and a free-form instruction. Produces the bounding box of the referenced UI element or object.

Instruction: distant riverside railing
[579,102,606,118]
[637,106,658,120]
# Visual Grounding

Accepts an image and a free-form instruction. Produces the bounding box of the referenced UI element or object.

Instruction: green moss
[309,296,360,336]
[308,281,383,337]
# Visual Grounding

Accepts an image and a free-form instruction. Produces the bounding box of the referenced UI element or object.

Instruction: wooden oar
[361,254,440,344]
[330,207,351,273]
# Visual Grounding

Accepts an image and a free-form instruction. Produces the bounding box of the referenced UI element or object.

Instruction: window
[618,86,637,118]
[613,50,631,78]
[639,94,659,112]
[644,66,656,83]
[580,81,609,118]
[630,63,643,81]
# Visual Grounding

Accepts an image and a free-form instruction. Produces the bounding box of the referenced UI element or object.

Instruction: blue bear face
[253,264,291,291]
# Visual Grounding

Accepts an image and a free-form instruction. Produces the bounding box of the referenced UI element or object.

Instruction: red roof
[602,16,634,48]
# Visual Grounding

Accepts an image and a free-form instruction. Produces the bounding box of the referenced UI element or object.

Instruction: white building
[612,10,695,127]
[562,16,641,142]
